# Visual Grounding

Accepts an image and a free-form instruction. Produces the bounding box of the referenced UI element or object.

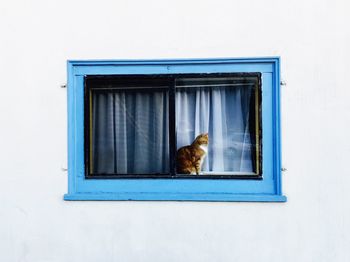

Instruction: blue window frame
[64,57,286,202]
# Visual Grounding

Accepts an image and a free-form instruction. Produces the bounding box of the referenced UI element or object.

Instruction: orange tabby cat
[176,133,209,175]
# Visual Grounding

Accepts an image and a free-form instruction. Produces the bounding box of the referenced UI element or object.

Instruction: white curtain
[92,91,169,174]
[176,85,254,173]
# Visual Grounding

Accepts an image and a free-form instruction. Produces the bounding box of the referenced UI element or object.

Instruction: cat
[176,133,209,175]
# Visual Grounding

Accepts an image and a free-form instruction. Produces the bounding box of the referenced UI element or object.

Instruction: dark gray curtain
[92,91,169,174]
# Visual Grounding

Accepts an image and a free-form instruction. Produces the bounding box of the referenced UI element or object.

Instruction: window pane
[175,76,260,175]
[91,87,169,175]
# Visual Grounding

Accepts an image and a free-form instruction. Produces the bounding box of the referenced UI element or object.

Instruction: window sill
[64,193,287,202]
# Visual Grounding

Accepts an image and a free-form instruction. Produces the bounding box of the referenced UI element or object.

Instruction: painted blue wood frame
[64,57,286,202]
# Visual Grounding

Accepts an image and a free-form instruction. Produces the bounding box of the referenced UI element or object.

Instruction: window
[64,58,286,201]
[86,74,261,178]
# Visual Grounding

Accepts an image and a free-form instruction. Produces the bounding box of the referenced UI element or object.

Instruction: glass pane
[90,85,169,175]
[175,76,260,176]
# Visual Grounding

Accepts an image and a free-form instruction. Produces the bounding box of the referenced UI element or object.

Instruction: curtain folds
[176,85,254,173]
[92,83,254,174]
[92,91,169,174]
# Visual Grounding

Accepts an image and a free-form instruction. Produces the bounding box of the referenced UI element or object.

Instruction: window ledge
[64,193,287,202]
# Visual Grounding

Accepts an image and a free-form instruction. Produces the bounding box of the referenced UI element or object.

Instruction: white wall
[1,0,349,261]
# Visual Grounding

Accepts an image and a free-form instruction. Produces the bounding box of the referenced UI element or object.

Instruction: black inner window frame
[84,73,262,180]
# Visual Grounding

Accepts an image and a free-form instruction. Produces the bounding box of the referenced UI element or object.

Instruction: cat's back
[177,145,192,158]
[176,145,195,174]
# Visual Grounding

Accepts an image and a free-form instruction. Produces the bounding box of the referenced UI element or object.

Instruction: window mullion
[168,77,176,177]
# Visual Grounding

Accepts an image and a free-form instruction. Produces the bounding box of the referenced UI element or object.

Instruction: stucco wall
[0,0,349,261]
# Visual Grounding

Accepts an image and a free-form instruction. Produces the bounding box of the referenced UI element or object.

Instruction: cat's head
[194,133,209,145]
